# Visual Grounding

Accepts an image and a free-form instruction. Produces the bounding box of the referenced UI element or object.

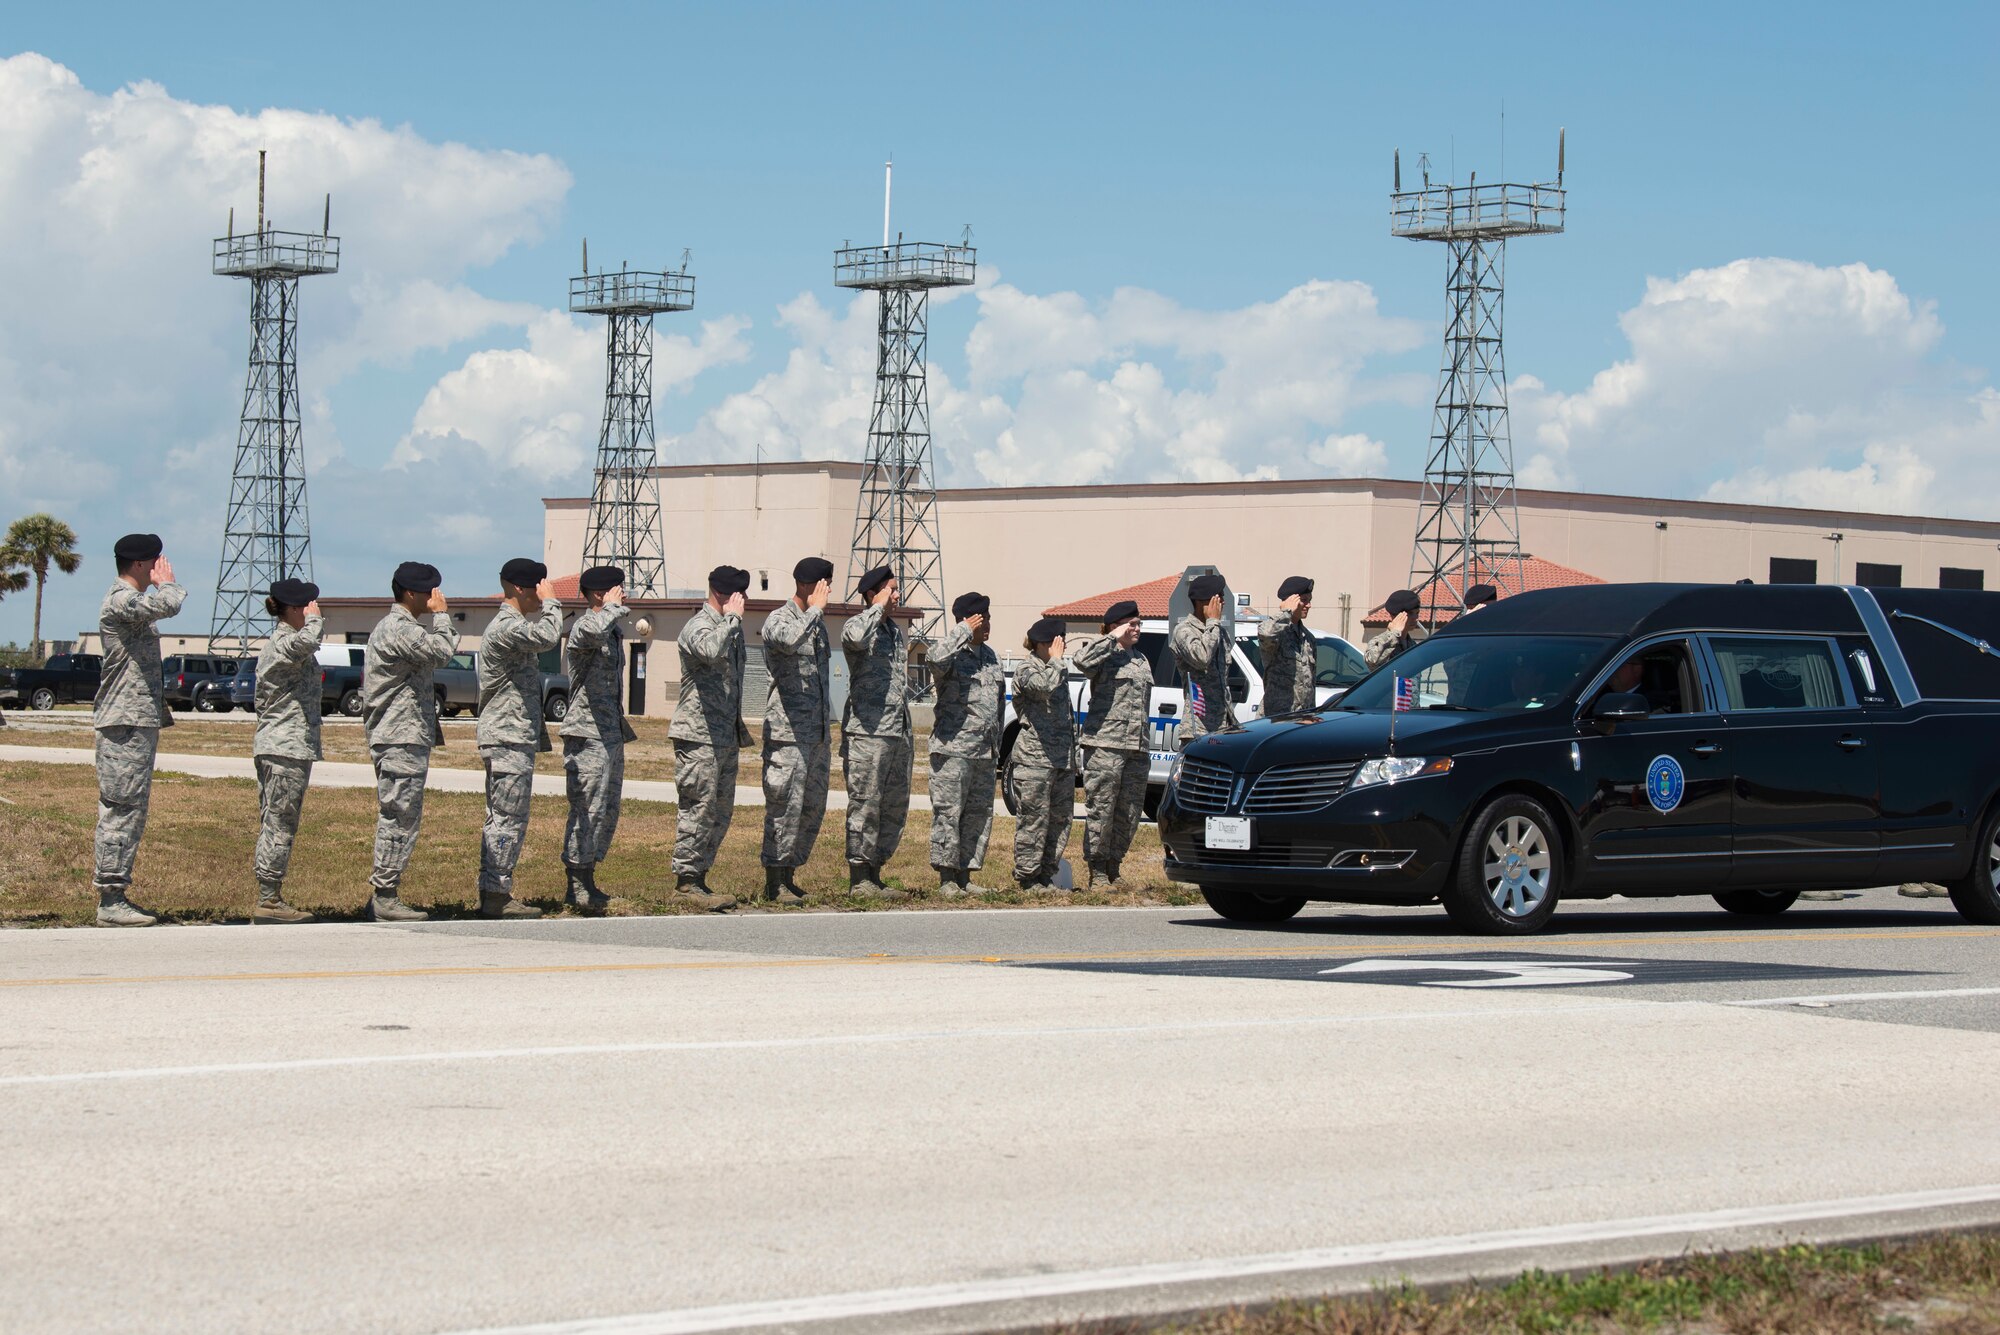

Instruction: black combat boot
[762,866,788,903]
[774,867,808,906]
[566,865,615,915]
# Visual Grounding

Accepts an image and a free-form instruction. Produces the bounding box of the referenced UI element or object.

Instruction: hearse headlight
[1351,756,1454,790]
[1166,753,1185,789]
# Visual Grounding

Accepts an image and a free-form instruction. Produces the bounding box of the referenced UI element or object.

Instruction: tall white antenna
[883,157,893,246]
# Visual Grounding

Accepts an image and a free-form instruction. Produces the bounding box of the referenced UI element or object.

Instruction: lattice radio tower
[209,151,338,654]
[569,242,695,597]
[836,161,975,661]
[1391,130,1565,623]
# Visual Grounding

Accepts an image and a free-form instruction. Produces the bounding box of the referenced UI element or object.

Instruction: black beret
[1026,616,1066,645]
[1101,599,1140,628]
[709,565,751,596]
[1464,583,1497,607]
[793,556,836,585]
[393,561,442,593]
[268,578,319,607]
[500,557,548,588]
[580,565,625,593]
[1188,573,1227,605]
[952,591,990,621]
[114,533,163,563]
[1384,589,1421,616]
[1277,575,1314,600]
[1735,578,1755,586]
[856,565,895,599]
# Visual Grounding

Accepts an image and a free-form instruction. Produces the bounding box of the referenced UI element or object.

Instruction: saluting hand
[808,579,830,610]
[1048,634,1067,659]
[724,592,747,617]
[1280,593,1303,614]
[1388,610,1409,635]
[151,556,175,587]
[303,600,322,618]
[428,589,450,615]
[603,585,625,608]
[535,578,555,602]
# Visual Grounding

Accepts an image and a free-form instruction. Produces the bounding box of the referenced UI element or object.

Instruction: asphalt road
[4,893,1999,1334]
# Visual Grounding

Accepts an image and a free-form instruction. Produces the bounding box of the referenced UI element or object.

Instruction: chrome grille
[1243,762,1358,815]
[1172,758,1235,814]
[1164,836,1343,869]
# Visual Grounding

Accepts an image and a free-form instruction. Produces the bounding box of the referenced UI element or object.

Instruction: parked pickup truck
[316,645,367,718]
[0,654,102,711]
[1162,581,2000,934]
[433,650,572,722]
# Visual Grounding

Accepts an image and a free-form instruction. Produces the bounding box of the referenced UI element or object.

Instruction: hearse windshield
[1338,635,1611,713]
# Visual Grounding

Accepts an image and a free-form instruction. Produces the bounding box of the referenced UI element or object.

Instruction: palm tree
[0,515,82,661]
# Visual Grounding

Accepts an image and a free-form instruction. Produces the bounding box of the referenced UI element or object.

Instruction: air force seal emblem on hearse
[1647,754,1685,813]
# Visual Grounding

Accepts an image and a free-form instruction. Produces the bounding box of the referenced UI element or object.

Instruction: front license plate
[1206,816,1252,850]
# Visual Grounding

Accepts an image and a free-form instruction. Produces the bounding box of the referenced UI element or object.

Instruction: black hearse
[1158,582,2000,933]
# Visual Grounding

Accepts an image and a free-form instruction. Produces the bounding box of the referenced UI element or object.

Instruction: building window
[1855,562,1902,588]
[1941,567,1985,591]
[1769,557,1817,585]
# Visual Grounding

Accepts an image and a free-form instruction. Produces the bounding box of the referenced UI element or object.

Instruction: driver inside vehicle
[1592,644,1700,716]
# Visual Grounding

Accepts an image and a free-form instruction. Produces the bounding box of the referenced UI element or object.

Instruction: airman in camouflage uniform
[361,561,459,922]
[474,558,563,920]
[759,556,835,904]
[927,591,1006,897]
[1073,598,1151,890]
[91,533,186,927]
[561,565,636,915]
[1363,589,1429,669]
[1170,572,1231,747]
[668,565,751,910]
[250,578,324,923]
[1008,617,1077,891]
[1257,575,1318,717]
[840,566,911,902]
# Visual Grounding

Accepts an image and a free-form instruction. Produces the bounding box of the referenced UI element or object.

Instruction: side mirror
[1591,691,1650,723]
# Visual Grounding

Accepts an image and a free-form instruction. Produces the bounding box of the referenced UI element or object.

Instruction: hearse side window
[1590,640,1704,715]
[1707,637,1846,711]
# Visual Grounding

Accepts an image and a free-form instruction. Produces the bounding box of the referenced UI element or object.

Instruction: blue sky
[1,1,1997,644]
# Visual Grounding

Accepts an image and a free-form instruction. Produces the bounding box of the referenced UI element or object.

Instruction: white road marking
[1727,986,2000,1007]
[444,1185,2000,1335]
[1321,958,1636,987]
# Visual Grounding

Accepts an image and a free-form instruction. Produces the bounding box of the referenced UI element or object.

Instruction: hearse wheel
[1201,888,1306,923]
[1945,803,2000,925]
[1712,888,1800,916]
[1443,795,1563,934]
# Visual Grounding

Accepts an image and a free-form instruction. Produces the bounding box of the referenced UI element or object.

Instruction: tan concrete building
[543,461,2000,644]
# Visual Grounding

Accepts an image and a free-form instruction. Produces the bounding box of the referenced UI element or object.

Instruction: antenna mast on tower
[1390,130,1566,622]
[835,162,975,672]
[209,150,339,655]
[568,243,695,597]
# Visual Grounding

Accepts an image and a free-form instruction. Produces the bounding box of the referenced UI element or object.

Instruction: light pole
[1824,532,1845,584]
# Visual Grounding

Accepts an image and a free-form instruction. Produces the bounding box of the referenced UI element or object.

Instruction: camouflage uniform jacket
[1072,634,1153,752]
[1169,614,1230,733]
[840,602,910,739]
[669,604,751,747]
[926,622,1004,760]
[363,605,460,748]
[1363,624,1430,670]
[1009,654,1076,770]
[1257,610,1318,715]
[476,600,564,752]
[760,601,830,745]
[94,581,188,730]
[254,614,325,761]
[560,604,637,744]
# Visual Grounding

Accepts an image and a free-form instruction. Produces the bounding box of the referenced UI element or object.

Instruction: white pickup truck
[1000,615,1368,817]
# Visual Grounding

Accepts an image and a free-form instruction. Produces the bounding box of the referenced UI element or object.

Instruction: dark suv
[161,655,239,713]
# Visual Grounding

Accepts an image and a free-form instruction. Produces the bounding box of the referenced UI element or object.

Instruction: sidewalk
[0,745,930,812]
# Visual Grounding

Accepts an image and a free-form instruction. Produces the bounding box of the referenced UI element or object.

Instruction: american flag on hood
[1392,676,1417,712]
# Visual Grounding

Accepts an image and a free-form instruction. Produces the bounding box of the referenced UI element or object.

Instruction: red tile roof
[1044,574,1184,620]
[1361,555,1606,628]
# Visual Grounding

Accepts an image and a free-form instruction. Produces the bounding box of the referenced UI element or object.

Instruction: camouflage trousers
[762,738,830,868]
[479,744,538,896]
[842,733,912,867]
[369,743,431,893]
[562,737,624,868]
[93,725,158,891]
[1007,758,1074,886]
[928,752,997,872]
[253,756,313,887]
[672,740,739,877]
[1082,746,1148,869]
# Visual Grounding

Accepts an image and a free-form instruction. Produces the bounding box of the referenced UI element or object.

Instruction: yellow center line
[1,927,1992,989]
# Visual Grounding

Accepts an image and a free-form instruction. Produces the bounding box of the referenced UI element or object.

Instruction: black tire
[339,689,363,718]
[1946,803,2000,925]
[438,691,457,718]
[1713,888,1800,916]
[1142,786,1162,821]
[29,687,56,711]
[194,692,219,714]
[1442,794,1565,934]
[544,692,569,722]
[1201,888,1307,923]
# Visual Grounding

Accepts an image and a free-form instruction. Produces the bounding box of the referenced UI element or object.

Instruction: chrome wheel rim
[1483,815,1553,918]
[1987,830,1999,889]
